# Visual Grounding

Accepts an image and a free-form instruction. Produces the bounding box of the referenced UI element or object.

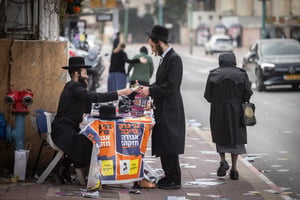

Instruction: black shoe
[157,176,167,185]
[158,179,181,190]
[230,170,239,180]
[217,160,229,177]
[57,161,71,184]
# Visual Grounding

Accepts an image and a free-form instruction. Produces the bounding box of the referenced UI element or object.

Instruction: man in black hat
[51,56,133,184]
[139,25,186,189]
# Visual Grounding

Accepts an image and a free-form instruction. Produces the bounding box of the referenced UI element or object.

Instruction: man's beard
[79,76,88,88]
[156,43,163,56]
[152,43,163,56]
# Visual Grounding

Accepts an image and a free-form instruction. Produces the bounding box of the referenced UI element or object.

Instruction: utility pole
[124,0,129,42]
[259,0,268,38]
[188,0,193,54]
[158,0,163,25]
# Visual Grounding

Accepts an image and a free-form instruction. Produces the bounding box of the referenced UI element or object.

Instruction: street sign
[96,13,113,22]
[90,0,117,8]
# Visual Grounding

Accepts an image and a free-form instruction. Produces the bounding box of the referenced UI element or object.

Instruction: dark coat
[204,53,253,145]
[149,48,185,156]
[51,80,118,168]
[109,50,139,73]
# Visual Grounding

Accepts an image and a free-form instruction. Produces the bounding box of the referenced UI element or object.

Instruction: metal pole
[124,1,129,42]
[261,0,267,38]
[158,0,163,25]
[188,0,193,54]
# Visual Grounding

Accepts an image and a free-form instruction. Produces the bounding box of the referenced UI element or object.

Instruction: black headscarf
[209,52,245,84]
[219,52,236,67]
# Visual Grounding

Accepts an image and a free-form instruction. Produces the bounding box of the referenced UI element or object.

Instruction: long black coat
[204,53,253,145]
[149,48,185,156]
[51,80,118,168]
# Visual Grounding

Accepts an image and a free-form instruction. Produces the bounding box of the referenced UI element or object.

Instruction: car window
[261,41,300,55]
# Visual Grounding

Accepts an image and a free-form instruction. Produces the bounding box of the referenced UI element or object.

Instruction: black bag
[242,102,256,126]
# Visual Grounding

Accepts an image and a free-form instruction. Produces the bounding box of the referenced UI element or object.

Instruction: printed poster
[80,118,153,184]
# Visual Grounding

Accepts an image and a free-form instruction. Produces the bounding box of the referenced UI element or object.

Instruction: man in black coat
[51,57,133,183]
[139,25,186,189]
[204,52,253,180]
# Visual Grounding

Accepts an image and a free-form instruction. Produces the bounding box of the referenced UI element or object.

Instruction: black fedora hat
[62,56,91,70]
[145,25,169,43]
[98,105,122,120]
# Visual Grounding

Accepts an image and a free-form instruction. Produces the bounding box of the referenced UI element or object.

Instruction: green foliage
[154,0,187,25]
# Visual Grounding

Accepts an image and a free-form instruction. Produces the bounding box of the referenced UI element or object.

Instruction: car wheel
[255,69,265,91]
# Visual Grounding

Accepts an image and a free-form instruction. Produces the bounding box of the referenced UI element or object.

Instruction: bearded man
[51,57,133,183]
[139,25,186,189]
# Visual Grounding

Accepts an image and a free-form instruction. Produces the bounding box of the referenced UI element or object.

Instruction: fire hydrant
[4,89,33,150]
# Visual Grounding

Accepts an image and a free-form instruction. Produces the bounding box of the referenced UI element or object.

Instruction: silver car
[204,34,233,55]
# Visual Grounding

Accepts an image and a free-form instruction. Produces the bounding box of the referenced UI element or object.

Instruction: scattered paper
[270,165,282,168]
[264,189,281,194]
[166,196,187,200]
[277,169,290,172]
[243,191,261,195]
[186,193,201,197]
[200,151,218,155]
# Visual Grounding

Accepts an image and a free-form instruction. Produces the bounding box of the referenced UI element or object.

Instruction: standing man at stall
[138,25,186,189]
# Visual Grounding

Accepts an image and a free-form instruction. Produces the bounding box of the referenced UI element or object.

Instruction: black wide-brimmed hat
[62,56,91,70]
[98,105,122,120]
[145,25,169,43]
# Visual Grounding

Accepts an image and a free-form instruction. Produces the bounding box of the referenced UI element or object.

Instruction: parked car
[204,34,233,55]
[242,39,300,91]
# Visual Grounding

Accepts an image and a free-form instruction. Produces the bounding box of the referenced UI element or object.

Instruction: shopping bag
[242,102,256,126]
[14,149,30,181]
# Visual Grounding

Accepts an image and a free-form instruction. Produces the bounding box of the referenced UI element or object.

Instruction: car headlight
[261,63,275,69]
[261,63,275,73]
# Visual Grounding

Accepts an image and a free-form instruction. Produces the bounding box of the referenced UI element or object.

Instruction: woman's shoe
[217,160,229,176]
[229,170,239,180]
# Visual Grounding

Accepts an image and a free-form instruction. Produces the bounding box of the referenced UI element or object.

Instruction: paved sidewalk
[0,126,289,200]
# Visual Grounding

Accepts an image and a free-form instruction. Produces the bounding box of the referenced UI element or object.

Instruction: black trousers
[160,155,181,183]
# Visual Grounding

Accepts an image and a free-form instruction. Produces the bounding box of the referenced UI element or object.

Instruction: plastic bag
[86,144,101,190]
[14,149,30,181]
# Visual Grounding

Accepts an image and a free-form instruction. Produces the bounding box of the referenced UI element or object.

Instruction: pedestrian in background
[107,43,146,91]
[127,46,154,86]
[51,57,133,183]
[112,32,120,50]
[139,25,185,189]
[204,52,253,180]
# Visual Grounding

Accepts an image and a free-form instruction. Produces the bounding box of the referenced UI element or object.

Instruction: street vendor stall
[80,95,155,187]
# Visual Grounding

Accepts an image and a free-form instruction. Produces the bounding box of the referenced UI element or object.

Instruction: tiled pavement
[0,126,288,200]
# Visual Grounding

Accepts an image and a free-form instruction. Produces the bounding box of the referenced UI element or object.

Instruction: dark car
[242,39,300,91]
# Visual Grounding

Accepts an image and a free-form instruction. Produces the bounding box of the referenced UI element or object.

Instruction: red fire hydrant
[3,89,33,150]
[4,89,33,114]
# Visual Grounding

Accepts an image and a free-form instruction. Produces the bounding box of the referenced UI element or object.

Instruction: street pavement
[0,125,291,200]
[0,44,293,200]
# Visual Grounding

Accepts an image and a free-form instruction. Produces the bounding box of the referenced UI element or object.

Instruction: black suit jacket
[149,48,186,156]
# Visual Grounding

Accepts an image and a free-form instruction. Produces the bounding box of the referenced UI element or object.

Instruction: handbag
[242,102,256,126]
